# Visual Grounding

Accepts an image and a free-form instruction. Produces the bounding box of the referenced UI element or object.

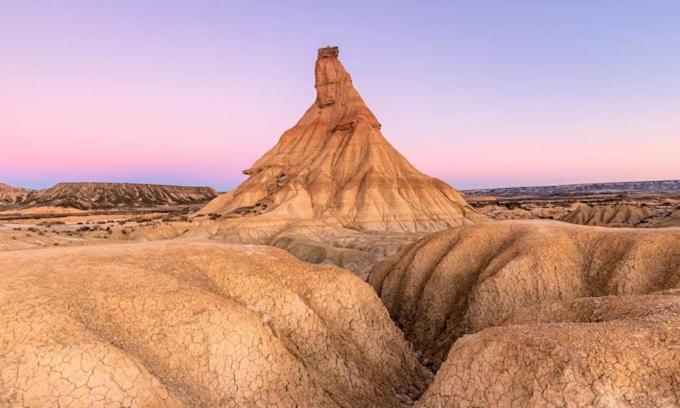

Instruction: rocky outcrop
[368,220,680,406]
[193,47,481,273]
[369,220,680,368]
[417,291,680,407]
[200,46,479,233]
[0,241,430,407]
[14,182,217,210]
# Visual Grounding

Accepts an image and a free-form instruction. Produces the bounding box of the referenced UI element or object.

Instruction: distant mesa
[464,179,680,197]
[464,179,680,228]
[1,182,217,211]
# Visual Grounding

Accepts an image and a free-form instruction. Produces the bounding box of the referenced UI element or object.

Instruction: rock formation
[201,47,478,231]
[465,181,680,228]
[12,182,217,210]
[416,291,680,407]
[559,203,656,227]
[0,241,430,407]
[368,220,680,406]
[369,220,680,368]
[195,47,480,272]
[0,183,31,205]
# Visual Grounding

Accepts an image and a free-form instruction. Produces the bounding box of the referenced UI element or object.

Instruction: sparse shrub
[40,221,66,227]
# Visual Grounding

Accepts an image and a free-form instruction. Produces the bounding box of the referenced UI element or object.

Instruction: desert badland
[1,46,679,408]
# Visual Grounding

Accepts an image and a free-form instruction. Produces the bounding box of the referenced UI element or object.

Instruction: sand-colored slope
[417,291,680,407]
[200,47,479,233]
[191,47,482,273]
[369,220,680,368]
[0,241,429,407]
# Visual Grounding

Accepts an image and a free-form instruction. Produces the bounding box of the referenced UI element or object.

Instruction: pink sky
[1,1,679,191]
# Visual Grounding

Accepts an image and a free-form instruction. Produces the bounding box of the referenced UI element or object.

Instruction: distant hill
[0,183,32,205]
[559,204,655,227]
[6,182,217,210]
[464,180,680,197]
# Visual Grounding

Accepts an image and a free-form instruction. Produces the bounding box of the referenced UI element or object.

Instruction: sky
[1,1,679,191]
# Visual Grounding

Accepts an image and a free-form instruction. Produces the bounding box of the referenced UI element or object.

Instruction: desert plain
[1,47,679,407]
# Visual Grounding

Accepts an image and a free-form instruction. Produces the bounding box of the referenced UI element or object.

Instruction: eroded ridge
[369,220,680,367]
[416,292,680,407]
[0,241,430,407]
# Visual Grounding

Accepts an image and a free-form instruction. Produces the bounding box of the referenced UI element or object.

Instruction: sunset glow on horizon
[2,1,679,191]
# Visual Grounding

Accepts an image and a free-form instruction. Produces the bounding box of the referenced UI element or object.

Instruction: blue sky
[1,1,679,190]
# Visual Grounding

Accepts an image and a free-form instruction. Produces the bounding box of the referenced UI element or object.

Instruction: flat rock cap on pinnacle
[318,46,339,58]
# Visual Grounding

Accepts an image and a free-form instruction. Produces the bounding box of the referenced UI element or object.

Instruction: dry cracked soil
[0,241,429,407]
[1,220,679,407]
